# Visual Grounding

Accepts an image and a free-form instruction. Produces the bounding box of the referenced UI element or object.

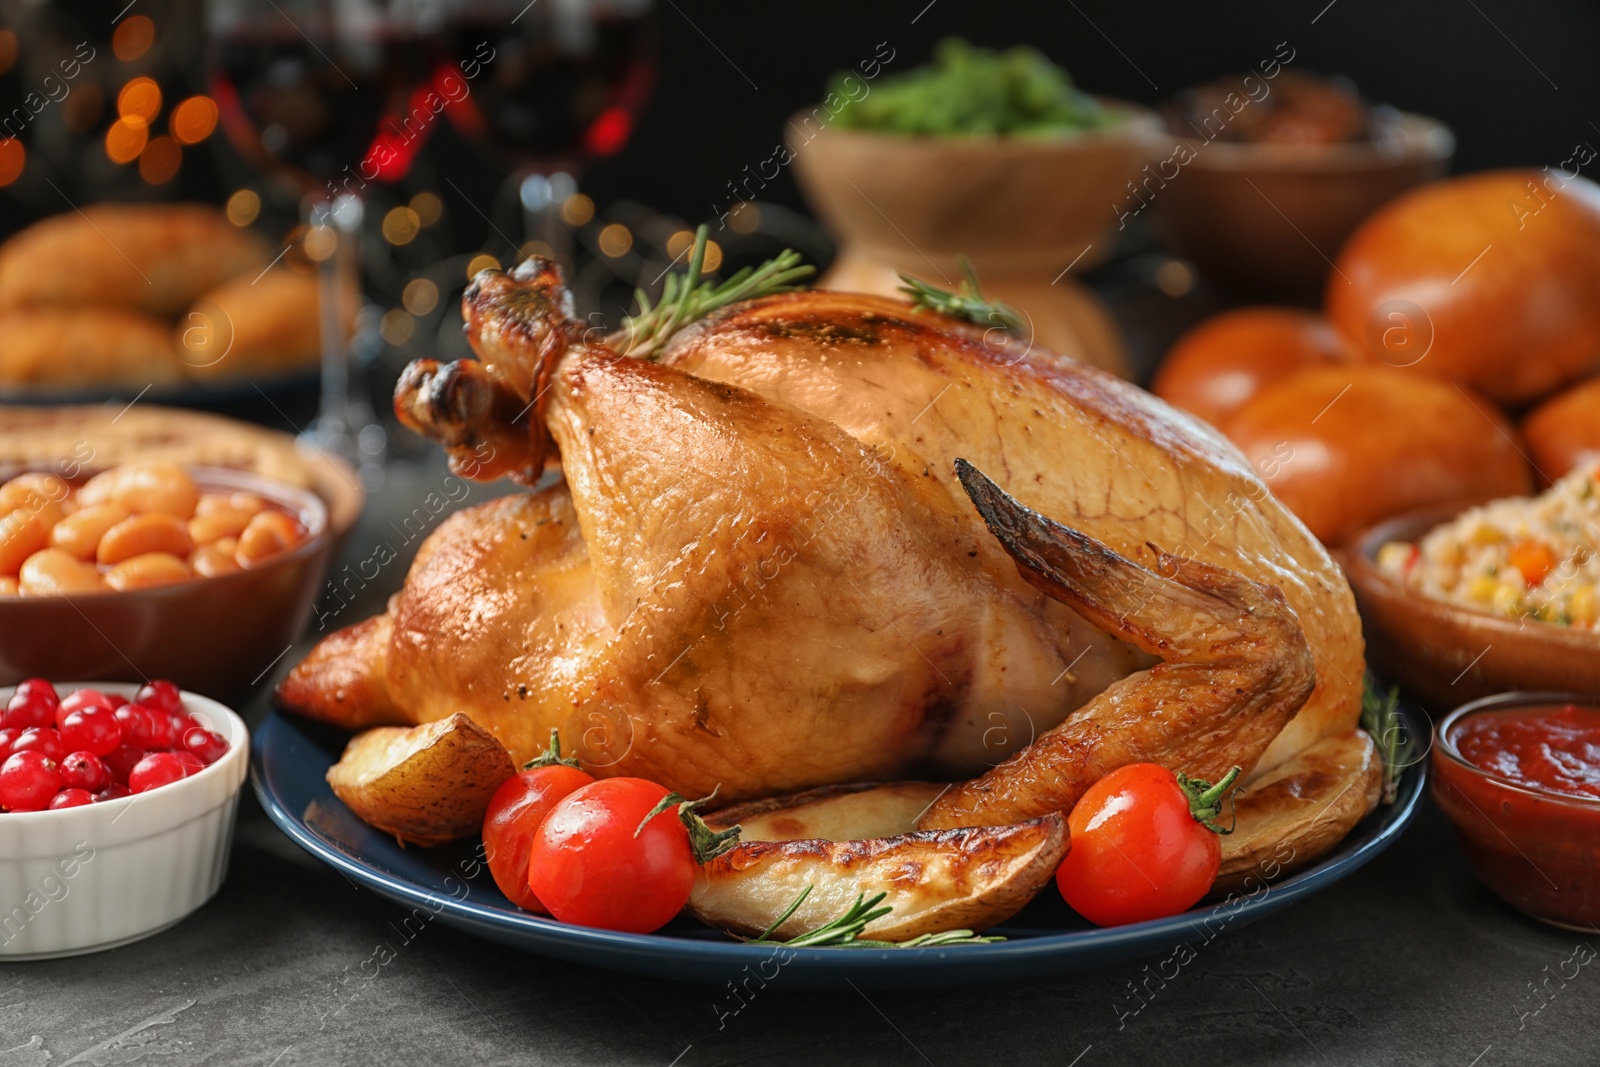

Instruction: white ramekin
[0,682,248,959]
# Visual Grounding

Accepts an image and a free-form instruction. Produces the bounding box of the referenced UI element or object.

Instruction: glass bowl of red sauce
[1433,692,1600,930]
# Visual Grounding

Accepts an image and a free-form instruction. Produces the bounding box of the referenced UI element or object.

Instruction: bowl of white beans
[0,462,331,700]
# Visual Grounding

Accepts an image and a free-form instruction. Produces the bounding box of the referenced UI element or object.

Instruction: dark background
[583,0,1600,227]
[3,0,1598,246]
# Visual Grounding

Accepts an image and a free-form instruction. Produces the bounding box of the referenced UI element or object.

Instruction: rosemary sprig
[898,257,1027,335]
[1360,681,1413,805]
[746,885,1002,949]
[613,225,813,359]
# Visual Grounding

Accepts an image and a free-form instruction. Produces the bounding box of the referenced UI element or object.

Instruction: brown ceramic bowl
[0,466,332,701]
[789,102,1162,280]
[1344,503,1600,712]
[1153,112,1453,301]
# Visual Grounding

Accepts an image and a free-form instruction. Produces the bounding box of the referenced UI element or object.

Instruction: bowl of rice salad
[1346,463,1600,710]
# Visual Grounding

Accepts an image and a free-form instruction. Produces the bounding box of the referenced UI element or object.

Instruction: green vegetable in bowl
[829,38,1118,137]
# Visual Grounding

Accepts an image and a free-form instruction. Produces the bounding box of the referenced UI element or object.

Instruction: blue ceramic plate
[252,705,1426,989]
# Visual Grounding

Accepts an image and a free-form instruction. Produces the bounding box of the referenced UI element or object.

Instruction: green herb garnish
[1360,681,1413,805]
[899,257,1026,335]
[614,226,812,359]
[747,885,1002,948]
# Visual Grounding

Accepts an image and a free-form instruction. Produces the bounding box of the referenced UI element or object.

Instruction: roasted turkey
[278,258,1370,856]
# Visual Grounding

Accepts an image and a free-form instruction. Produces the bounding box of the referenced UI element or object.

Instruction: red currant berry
[0,751,62,812]
[60,751,109,792]
[0,727,18,760]
[103,744,145,784]
[104,693,128,709]
[128,752,188,794]
[93,783,130,803]
[119,707,160,749]
[57,688,115,724]
[173,751,205,776]
[5,690,56,731]
[12,727,64,762]
[141,709,180,750]
[181,727,230,765]
[48,789,93,810]
[15,679,58,706]
[134,680,182,716]
[59,706,122,757]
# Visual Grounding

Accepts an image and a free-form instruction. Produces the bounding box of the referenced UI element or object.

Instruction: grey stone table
[3,458,1594,1067]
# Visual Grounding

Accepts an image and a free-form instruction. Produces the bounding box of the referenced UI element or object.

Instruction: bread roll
[0,204,270,318]
[0,308,184,388]
[1153,307,1352,427]
[178,268,337,379]
[1327,170,1600,405]
[1222,364,1533,545]
[1524,376,1600,484]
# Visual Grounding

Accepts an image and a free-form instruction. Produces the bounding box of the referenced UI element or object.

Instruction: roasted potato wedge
[704,782,947,842]
[690,814,1066,942]
[1216,729,1382,890]
[326,713,516,847]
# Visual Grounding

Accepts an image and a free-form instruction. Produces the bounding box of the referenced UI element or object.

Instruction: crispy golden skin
[0,204,269,318]
[689,815,1067,941]
[280,265,1367,859]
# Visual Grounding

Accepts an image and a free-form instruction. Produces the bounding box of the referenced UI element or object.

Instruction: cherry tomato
[1055,763,1239,927]
[528,778,697,933]
[484,754,594,912]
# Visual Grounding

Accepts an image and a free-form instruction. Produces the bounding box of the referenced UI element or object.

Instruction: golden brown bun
[1152,307,1353,427]
[1524,377,1600,484]
[0,204,270,319]
[0,308,184,388]
[179,268,335,379]
[1327,170,1600,405]
[1222,364,1533,545]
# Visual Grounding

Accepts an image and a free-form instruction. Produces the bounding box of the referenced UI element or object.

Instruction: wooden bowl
[0,466,333,701]
[1153,112,1453,301]
[789,103,1161,279]
[1344,503,1600,712]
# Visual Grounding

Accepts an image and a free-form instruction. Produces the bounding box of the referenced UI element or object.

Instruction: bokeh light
[105,118,149,164]
[139,135,181,184]
[402,278,439,316]
[0,31,17,77]
[303,227,338,263]
[0,140,23,187]
[727,201,761,235]
[410,192,443,227]
[598,223,632,258]
[117,78,162,128]
[520,239,554,261]
[382,206,421,246]
[170,96,218,145]
[381,309,415,346]
[226,189,261,227]
[561,194,595,227]
[112,16,156,62]
[666,230,722,271]
[466,253,500,278]
[1155,259,1195,297]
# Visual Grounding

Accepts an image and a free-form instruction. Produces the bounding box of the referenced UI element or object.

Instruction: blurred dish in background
[1328,170,1600,405]
[1152,70,1451,302]
[789,40,1159,380]
[0,203,338,399]
[0,404,362,539]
